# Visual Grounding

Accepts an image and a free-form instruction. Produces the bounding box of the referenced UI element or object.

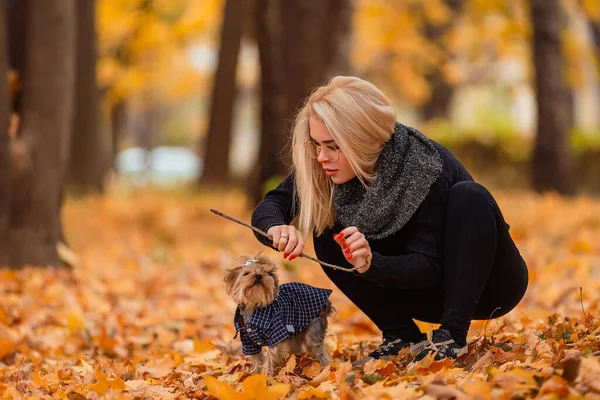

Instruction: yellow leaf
[309,365,331,387]
[91,369,111,396]
[241,374,290,400]
[194,337,216,353]
[204,375,240,400]
[66,312,87,334]
[297,387,331,399]
[281,355,296,375]
[0,338,15,360]
[33,369,49,390]
[569,240,593,253]
[111,374,127,392]
[582,0,600,20]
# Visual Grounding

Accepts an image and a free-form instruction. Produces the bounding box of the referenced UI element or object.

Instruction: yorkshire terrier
[225,255,334,375]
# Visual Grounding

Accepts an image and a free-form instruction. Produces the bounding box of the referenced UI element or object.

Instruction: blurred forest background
[2,0,600,268]
[1,1,600,397]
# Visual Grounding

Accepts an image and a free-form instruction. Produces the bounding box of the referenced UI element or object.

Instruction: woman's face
[308,117,356,184]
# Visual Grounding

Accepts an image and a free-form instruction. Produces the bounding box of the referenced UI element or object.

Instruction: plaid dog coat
[233,282,332,355]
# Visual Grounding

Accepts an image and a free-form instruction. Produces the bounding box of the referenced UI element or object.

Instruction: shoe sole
[351,340,429,369]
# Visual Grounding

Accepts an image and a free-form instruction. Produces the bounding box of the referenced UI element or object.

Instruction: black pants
[321,181,528,344]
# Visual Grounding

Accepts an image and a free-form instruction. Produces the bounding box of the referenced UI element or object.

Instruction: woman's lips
[324,169,337,176]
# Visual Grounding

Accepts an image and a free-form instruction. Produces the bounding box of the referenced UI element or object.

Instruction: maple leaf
[194,337,217,353]
[240,374,291,400]
[204,374,290,400]
[91,368,112,396]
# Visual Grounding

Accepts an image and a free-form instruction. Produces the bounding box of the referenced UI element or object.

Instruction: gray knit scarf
[333,122,443,240]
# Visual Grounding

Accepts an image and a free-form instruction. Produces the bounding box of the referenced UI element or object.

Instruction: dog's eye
[243,272,250,276]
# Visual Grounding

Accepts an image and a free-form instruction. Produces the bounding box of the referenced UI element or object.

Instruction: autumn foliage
[0,189,598,398]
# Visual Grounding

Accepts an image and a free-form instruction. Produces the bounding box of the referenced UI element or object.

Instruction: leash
[210,209,359,272]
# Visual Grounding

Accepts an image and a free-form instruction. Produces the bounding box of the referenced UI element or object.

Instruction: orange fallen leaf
[297,386,331,399]
[309,365,331,386]
[204,374,290,400]
[90,369,111,396]
[0,338,16,360]
[194,337,217,353]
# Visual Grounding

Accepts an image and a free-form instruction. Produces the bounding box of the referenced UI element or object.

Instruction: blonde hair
[291,76,397,238]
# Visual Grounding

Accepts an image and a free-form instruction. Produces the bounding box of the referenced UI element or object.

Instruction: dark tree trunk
[8,0,76,267]
[281,0,352,137]
[529,0,574,195]
[247,0,287,206]
[421,71,454,121]
[321,0,354,77]
[199,0,243,186]
[421,0,462,121]
[246,0,352,205]
[5,0,26,116]
[591,21,600,59]
[0,0,10,266]
[68,0,108,195]
[590,19,600,121]
[280,1,327,123]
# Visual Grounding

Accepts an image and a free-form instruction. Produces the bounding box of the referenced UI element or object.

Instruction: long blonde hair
[291,76,397,238]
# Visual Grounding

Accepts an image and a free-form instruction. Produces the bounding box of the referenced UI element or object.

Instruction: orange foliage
[0,189,599,398]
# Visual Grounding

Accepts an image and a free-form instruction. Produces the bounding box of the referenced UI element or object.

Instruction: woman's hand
[267,225,305,261]
[334,227,372,274]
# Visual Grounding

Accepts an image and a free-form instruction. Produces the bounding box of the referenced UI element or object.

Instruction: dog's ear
[263,262,277,274]
[223,266,242,285]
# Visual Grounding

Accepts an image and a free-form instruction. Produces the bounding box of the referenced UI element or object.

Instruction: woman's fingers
[287,238,305,260]
[267,226,288,251]
[334,227,371,270]
[267,225,305,260]
[283,231,300,258]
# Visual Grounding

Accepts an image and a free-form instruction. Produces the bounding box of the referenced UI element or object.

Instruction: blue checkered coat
[233,282,332,355]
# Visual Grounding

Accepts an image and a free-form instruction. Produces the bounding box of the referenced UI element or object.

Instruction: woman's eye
[327,145,339,151]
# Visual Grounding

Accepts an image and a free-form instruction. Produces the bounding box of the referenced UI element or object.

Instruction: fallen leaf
[426,383,473,400]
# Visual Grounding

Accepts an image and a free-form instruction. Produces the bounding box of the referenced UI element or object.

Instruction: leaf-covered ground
[1,188,600,399]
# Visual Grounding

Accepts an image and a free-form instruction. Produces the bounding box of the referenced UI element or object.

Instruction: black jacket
[251,140,473,289]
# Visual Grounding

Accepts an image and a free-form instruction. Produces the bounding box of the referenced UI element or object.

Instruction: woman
[250,76,528,364]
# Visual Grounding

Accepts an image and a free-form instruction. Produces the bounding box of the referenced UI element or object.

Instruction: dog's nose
[254,274,262,281]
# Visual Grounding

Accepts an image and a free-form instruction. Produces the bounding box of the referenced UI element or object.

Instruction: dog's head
[224,254,279,308]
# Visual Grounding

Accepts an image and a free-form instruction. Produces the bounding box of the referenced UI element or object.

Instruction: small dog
[225,255,334,375]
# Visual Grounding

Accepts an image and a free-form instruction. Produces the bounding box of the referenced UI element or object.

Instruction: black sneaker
[413,329,468,362]
[352,335,427,367]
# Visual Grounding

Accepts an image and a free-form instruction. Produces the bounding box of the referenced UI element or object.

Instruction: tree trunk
[590,20,599,123]
[421,0,462,121]
[247,0,287,206]
[199,0,243,186]
[68,0,108,195]
[0,0,10,267]
[281,1,327,123]
[8,0,76,267]
[529,0,574,195]
[5,0,26,116]
[281,0,351,138]
[321,0,354,77]
[246,0,351,205]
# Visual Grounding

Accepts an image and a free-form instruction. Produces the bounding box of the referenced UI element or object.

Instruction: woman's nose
[316,149,329,163]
